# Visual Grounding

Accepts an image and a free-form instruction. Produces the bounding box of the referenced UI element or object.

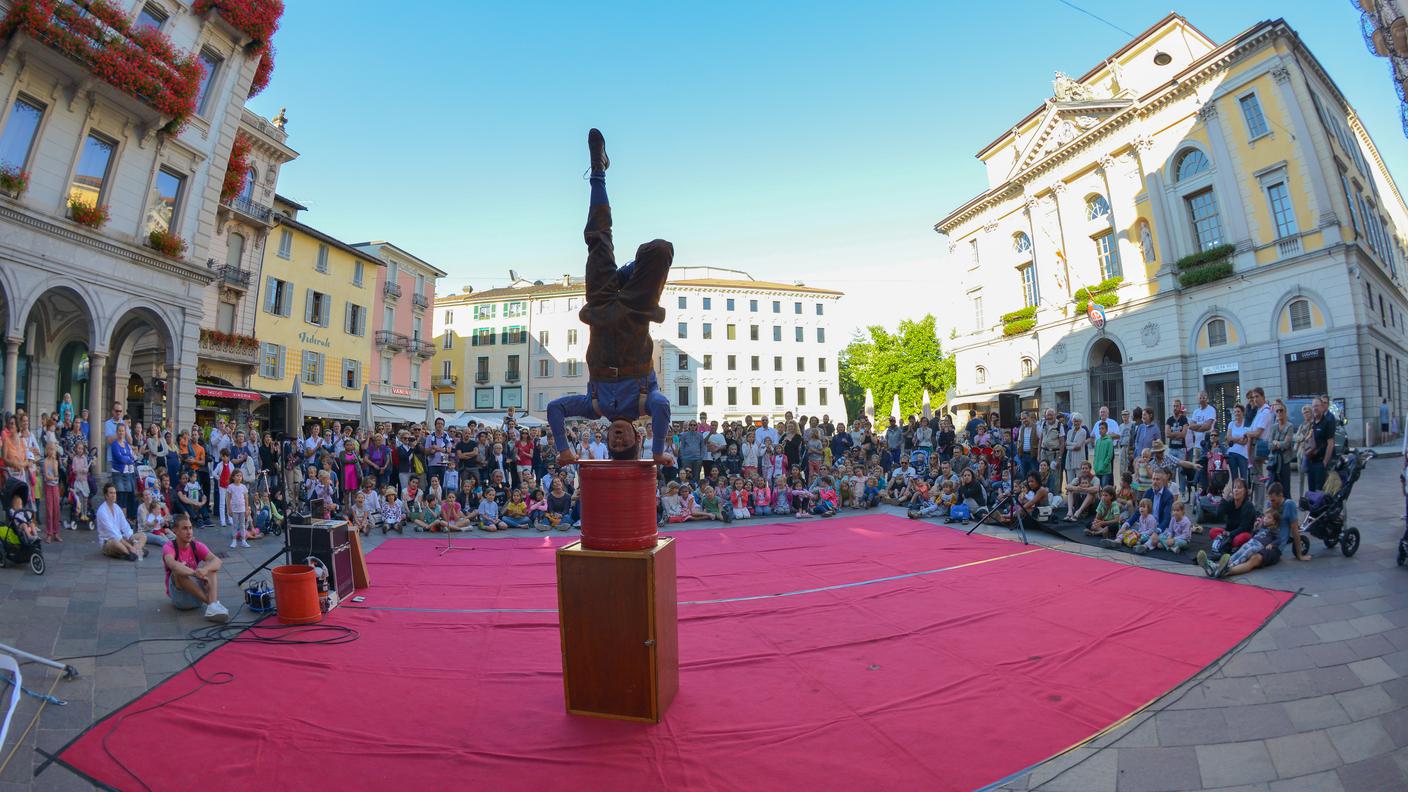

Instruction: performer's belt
[589,363,653,380]
[591,375,651,423]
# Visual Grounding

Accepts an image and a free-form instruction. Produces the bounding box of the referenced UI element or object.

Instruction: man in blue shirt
[548,129,674,467]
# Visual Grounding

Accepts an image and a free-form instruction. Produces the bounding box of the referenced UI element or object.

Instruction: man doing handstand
[547,129,675,468]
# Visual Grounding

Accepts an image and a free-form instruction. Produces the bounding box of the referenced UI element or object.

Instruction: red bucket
[578,460,658,551]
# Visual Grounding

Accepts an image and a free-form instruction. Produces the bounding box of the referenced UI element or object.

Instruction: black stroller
[1298,450,1373,559]
[0,478,45,574]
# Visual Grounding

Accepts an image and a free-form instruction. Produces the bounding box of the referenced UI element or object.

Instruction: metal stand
[967,456,1028,545]
[436,530,475,557]
[0,644,78,680]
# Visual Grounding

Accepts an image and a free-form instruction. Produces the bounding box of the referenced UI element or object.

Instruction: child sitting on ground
[771,475,791,515]
[661,482,689,524]
[1142,499,1192,554]
[861,476,882,509]
[906,480,935,519]
[699,485,729,522]
[752,478,773,516]
[1105,498,1156,549]
[1087,486,1122,538]
[439,495,472,532]
[527,488,548,530]
[500,490,530,529]
[477,488,507,531]
[730,479,751,520]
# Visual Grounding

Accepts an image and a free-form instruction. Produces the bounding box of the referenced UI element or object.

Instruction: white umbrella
[922,389,932,419]
[890,393,901,422]
[863,388,874,420]
[425,392,436,428]
[360,384,373,430]
[289,377,304,441]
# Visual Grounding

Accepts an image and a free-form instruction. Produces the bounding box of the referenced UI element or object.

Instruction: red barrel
[578,460,658,551]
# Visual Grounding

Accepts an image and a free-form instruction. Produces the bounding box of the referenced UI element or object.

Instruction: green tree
[839,315,956,422]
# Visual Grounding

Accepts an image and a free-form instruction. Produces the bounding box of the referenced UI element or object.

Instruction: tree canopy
[839,315,956,422]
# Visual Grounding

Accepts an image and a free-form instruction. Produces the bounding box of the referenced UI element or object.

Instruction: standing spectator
[1245,387,1275,502]
[425,418,451,487]
[1381,397,1392,441]
[885,418,903,466]
[1092,420,1114,487]
[1015,412,1037,478]
[1038,408,1064,485]
[1188,391,1217,450]
[1295,404,1315,496]
[1165,400,1188,462]
[1306,396,1336,493]
[1267,400,1295,496]
[914,417,934,455]
[41,442,62,543]
[1132,407,1160,461]
[109,423,139,519]
[678,420,706,480]
[1226,404,1251,483]
[1064,413,1089,487]
[1118,408,1136,484]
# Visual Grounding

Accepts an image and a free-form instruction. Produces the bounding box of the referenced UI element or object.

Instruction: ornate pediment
[1008,97,1134,178]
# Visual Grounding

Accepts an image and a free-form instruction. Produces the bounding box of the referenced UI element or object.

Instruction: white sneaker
[229,539,238,548]
[239,540,251,548]
[204,601,230,623]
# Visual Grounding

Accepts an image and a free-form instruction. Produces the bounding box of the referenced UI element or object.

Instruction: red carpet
[56,516,1291,791]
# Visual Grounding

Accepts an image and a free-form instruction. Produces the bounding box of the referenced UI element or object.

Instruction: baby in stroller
[0,478,45,574]
[1300,449,1370,558]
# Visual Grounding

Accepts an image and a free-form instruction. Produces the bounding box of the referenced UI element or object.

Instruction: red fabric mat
[57,516,1290,791]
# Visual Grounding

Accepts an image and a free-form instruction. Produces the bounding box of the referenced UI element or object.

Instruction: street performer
[547,129,675,468]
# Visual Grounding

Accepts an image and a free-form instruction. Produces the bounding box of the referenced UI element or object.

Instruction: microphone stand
[967,452,1028,545]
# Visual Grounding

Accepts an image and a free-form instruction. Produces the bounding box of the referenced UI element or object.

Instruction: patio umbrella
[890,393,901,422]
[922,389,932,419]
[289,378,304,441]
[360,384,373,430]
[863,388,874,420]
[425,392,436,428]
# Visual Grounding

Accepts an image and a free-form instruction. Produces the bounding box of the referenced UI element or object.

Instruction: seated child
[729,480,751,520]
[1104,497,1156,549]
[439,496,473,532]
[861,476,881,509]
[752,478,773,516]
[906,481,935,519]
[699,485,729,522]
[661,482,690,524]
[545,480,571,530]
[477,488,507,531]
[8,493,37,539]
[1142,499,1192,554]
[1131,449,1152,500]
[349,490,371,536]
[1087,486,1122,538]
[380,487,406,534]
[934,481,957,517]
[528,488,548,531]
[500,490,531,529]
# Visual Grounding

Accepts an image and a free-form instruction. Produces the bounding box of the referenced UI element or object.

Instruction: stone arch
[1268,286,1332,336]
[1086,334,1126,419]
[1167,143,1214,184]
[18,283,101,357]
[1186,305,1248,357]
[101,299,182,369]
[0,264,17,340]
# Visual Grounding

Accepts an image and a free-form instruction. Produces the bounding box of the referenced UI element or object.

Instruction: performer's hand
[653,452,676,468]
[556,449,579,467]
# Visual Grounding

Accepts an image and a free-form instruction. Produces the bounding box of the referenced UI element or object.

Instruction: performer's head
[607,419,640,460]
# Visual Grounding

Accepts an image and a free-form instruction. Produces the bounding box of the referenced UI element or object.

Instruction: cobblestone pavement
[3,459,1406,791]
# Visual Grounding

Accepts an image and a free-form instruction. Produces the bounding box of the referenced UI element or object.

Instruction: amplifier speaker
[268,394,290,438]
[998,392,1021,427]
[288,521,354,600]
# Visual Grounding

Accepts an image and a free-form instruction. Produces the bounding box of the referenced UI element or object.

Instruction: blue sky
[248,1,1408,344]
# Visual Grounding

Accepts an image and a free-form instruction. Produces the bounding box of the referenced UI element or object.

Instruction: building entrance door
[1204,372,1241,434]
[1088,339,1124,419]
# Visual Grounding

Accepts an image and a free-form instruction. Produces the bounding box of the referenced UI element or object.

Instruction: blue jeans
[547,372,671,456]
[1228,453,1249,483]
[1306,459,1327,493]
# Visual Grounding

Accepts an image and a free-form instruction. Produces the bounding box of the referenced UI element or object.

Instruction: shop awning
[196,385,262,402]
[299,397,361,421]
[946,387,1039,409]
[372,403,427,424]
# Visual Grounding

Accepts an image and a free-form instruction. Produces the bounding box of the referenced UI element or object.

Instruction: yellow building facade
[251,196,382,414]
[937,14,1408,444]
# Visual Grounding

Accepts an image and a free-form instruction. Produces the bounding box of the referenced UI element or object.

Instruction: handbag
[949,503,971,521]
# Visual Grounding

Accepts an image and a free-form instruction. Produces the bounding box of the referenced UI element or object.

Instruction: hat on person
[1151,440,1166,453]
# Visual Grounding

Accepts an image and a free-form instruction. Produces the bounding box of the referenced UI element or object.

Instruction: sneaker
[229,540,238,549]
[1133,544,1149,555]
[588,128,609,173]
[1196,549,1212,576]
[239,539,251,548]
[126,552,139,562]
[1100,538,1121,549]
[204,601,230,623]
[1214,553,1232,578]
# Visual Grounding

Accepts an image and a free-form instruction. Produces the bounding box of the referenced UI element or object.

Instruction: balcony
[383,282,402,300]
[219,195,274,226]
[375,330,409,351]
[1,3,202,138]
[410,339,435,359]
[506,371,521,383]
[435,375,458,388]
[412,292,429,310]
[198,329,258,366]
[475,372,490,384]
[1276,235,1302,258]
[212,262,251,290]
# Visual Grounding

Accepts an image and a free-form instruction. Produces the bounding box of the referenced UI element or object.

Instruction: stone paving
[2,458,1406,791]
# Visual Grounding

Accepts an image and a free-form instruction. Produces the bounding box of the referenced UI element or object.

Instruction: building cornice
[0,199,215,284]
[936,19,1290,236]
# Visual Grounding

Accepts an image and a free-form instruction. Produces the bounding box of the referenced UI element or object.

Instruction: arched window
[1085,194,1111,221]
[976,366,987,385]
[1176,148,1210,181]
[239,167,257,202]
[1020,357,1035,378]
[1012,232,1032,255]
[1289,299,1311,331]
[1206,318,1227,347]
[225,231,245,268]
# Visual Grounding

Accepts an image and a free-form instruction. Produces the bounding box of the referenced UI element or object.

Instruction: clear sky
[248,1,1408,347]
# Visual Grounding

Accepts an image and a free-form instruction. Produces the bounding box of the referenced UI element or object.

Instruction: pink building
[354,241,445,422]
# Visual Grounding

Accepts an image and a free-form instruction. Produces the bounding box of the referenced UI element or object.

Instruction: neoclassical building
[0,1,276,466]
[936,14,1408,444]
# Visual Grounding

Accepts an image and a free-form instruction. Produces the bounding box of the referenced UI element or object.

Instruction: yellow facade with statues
[937,13,1408,445]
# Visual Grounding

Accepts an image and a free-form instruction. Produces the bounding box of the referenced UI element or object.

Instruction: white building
[935,14,1408,444]
[433,267,846,424]
[0,1,277,468]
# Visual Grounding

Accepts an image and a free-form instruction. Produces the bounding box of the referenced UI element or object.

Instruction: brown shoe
[588,128,609,173]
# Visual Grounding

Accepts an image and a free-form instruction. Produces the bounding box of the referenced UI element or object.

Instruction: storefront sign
[1285,348,1323,363]
[389,386,412,396]
[1201,362,1239,376]
[298,331,332,349]
[195,386,262,401]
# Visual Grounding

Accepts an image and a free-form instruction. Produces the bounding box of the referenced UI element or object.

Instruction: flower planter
[68,200,109,229]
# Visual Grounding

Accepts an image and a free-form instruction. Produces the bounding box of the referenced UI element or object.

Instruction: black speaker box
[268,393,290,438]
[998,392,1021,428]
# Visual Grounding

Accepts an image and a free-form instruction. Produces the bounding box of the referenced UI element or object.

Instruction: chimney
[509,269,520,282]
[562,274,571,286]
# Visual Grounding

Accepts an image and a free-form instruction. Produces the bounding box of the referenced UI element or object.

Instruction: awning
[300,397,361,421]
[196,385,262,402]
[372,403,427,424]
[946,387,1039,409]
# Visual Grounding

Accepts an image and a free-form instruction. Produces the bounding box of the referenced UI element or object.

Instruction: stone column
[89,351,107,476]
[165,364,179,432]
[1098,153,1144,280]
[1198,103,1255,267]
[1268,63,1341,242]
[3,337,19,415]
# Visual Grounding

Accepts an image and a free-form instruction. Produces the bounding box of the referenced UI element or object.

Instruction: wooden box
[556,538,678,723]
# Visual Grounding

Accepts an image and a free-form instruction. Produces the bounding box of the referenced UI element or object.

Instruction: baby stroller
[0,478,45,574]
[1299,449,1372,559]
